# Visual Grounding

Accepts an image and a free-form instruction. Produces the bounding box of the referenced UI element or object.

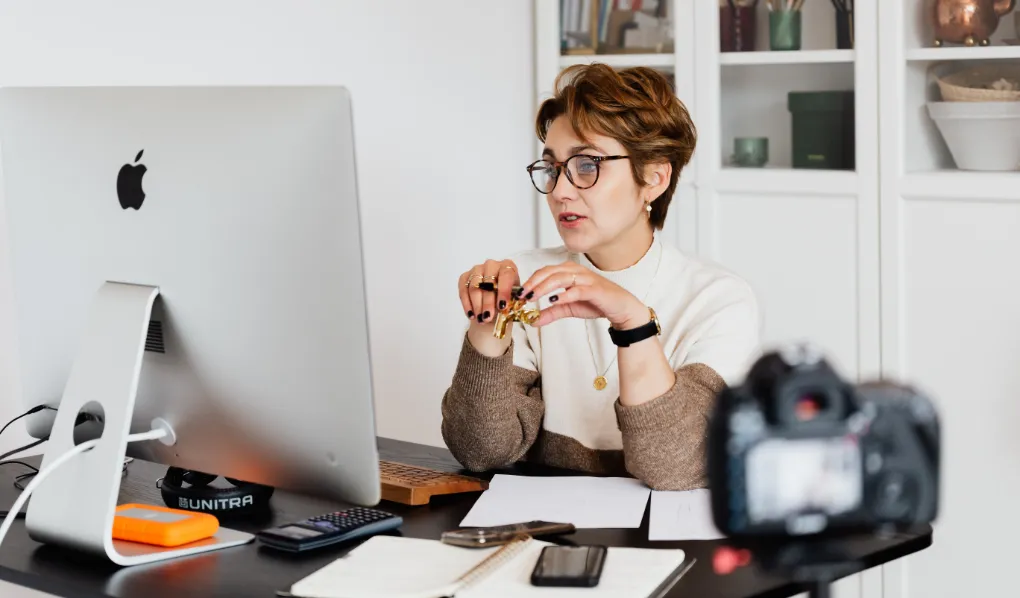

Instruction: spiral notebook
[285,535,690,598]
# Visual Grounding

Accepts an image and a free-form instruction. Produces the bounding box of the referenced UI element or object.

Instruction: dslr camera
[707,345,939,539]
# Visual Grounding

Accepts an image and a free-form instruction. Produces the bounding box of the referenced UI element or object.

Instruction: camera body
[707,345,940,539]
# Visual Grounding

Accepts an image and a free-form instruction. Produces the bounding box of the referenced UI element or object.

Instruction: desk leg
[808,581,831,598]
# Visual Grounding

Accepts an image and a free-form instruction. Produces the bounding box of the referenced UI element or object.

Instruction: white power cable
[0,427,169,548]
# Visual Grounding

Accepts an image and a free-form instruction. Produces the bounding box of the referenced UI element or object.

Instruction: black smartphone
[530,544,607,587]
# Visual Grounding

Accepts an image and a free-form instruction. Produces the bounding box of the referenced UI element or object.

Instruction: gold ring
[571,273,577,286]
[482,275,496,282]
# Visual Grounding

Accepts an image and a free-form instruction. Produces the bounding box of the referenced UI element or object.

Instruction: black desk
[0,438,931,598]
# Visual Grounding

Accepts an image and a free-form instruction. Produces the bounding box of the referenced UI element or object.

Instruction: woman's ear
[644,161,671,200]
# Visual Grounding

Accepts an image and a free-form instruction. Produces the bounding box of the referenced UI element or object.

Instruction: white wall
[0,0,537,454]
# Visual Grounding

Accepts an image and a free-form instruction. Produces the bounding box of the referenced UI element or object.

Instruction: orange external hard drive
[112,503,219,547]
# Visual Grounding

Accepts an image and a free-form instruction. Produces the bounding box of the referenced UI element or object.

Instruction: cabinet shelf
[902,170,1020,200]
[716,168,858,196]
[720,49,855,66]
[906,45,1020,61]
[559,53,674,69]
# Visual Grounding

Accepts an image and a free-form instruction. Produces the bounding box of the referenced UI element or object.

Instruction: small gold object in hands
[493,288,540,339]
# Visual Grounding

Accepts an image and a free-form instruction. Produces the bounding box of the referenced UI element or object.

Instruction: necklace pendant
[593,376,608,391]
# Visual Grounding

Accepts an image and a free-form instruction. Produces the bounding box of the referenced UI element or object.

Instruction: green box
[787,91,855,170]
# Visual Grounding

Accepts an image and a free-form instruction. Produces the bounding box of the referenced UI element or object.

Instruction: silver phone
[440,521,576,548]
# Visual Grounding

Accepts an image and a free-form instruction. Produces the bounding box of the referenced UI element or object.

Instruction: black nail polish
[499,300,507,310]
[483,311,491,320]
[467,311,474,318]
[549,295,558,303]
[525,291,534,300]
[477,314,484,323]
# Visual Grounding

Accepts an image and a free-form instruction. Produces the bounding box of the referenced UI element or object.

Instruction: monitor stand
[24,282,254,566]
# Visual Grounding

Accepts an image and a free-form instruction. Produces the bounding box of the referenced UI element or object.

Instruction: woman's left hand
[519,261,649,330]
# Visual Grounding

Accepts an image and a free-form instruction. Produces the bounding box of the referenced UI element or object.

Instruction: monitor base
[110,527,254,563]
[25,281,253,566]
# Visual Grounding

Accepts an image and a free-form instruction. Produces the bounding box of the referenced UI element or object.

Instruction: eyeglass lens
[531,155,600,193]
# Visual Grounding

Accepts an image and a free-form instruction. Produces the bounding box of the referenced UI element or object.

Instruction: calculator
[255,507,403,552]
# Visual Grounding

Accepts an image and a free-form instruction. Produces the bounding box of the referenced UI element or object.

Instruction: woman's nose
[550,168,575,202]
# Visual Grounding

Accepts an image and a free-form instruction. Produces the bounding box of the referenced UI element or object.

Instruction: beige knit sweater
[441,237,761,491]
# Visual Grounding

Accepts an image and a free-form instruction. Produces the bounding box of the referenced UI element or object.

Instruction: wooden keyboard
[379,460,488,506]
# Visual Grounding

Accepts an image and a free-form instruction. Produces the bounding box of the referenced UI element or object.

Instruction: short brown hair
[535,64,697,230]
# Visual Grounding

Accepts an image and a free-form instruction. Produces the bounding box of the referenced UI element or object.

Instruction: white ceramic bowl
[928,101,1020,171]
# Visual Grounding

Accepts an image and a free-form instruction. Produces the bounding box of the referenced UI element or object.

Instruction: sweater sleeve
[614,281,762,490]
[614,363,726,490]
[440,324,545,472]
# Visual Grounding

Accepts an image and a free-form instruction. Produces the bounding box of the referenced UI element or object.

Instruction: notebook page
[289,536,501,598]
[462,543,687,598]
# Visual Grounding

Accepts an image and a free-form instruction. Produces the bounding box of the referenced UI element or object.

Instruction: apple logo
[116,150,147,210]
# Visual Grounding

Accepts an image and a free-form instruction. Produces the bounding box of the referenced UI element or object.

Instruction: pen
[649,557,697,598]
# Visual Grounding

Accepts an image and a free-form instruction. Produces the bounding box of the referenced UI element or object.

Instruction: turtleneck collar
[571,233,664,298]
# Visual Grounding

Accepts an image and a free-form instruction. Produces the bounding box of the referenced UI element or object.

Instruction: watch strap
[608,307,660,347]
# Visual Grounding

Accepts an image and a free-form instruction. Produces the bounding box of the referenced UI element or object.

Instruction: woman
[441,64,760,491]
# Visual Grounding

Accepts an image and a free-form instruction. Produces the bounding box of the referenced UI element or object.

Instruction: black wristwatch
[608,307,661,348]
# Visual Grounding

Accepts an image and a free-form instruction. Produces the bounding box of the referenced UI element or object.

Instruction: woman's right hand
[458,259,520,355]
[458,258,520,325]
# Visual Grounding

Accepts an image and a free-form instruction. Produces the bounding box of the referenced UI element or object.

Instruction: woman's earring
[645,201,652,214]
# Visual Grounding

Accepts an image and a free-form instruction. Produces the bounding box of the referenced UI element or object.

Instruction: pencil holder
[769,10,802,51]
[720,5,757,52]
[836,10,854,49]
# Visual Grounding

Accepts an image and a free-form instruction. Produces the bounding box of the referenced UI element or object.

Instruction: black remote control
[256,507,403,553]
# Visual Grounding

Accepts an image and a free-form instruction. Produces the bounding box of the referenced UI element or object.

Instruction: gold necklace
[582,239,663,391]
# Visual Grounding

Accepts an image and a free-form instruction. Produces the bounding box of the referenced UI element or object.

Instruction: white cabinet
[536,1,1020,597]
[879,5,1020,598]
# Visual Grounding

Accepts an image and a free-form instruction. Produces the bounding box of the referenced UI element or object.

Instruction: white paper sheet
[648,489,726,541]
[459,474,651,529]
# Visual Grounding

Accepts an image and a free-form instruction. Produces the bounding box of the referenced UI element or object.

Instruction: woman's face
[536,115,664,256]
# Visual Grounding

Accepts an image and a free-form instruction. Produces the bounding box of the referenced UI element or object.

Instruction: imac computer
[0,85,380,565]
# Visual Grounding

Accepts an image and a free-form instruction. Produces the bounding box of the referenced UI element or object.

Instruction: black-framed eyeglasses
[526,155,630,194]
